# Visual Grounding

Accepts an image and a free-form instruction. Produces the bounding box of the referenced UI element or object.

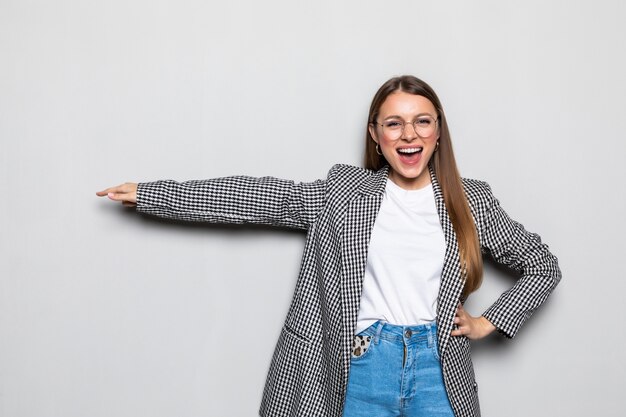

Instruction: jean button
[405,329,412,338]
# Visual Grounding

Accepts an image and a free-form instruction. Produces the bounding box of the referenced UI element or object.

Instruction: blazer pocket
[282,324,313,345]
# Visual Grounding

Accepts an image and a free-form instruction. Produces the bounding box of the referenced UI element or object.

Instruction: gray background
[1,0,625,416]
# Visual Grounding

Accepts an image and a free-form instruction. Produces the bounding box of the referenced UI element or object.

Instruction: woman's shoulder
[326,164,384,183]
[323,164,388,197]
[327,163,378,177]
[460,177,497,211]
[461,177,491,194]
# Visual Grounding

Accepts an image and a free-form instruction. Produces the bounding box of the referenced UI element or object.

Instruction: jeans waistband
[361,321,437,347]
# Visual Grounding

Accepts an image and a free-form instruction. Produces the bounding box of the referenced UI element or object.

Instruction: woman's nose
[401,122,418,140]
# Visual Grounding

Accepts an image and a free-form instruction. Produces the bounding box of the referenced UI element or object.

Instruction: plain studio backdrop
[1,0,625,416]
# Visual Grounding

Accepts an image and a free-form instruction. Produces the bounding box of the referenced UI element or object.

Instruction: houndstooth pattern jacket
[136,163,561,417]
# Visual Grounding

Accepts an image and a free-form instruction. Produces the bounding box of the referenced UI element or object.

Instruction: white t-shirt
[355,179,446,334]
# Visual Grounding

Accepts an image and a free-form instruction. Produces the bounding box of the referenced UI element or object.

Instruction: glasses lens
[414,117,436,137]
[382,121,403,140]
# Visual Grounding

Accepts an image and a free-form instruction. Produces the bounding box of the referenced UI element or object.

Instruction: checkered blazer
[136,164,561,417]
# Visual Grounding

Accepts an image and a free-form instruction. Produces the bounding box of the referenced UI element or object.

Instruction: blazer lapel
[430,165,465,359]
[339,166,388,374]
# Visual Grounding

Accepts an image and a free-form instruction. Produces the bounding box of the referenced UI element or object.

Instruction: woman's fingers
[451,303,475,338]
[451,328,463,336]
[453,303,466,324]
[451,305,466,336]
[96,184,127,196]
[96,184,120,196]
[96,182,138,203]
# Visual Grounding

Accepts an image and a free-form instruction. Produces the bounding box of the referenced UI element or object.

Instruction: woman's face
[369,91,440,190]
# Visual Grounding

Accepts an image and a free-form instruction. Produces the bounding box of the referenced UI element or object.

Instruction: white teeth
[397,147,422,154]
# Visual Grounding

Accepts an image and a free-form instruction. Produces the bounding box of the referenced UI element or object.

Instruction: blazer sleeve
[477,183,562,339]
[135,173,329,230]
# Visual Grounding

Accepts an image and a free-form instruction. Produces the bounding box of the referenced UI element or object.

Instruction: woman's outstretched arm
[97,174,328,230]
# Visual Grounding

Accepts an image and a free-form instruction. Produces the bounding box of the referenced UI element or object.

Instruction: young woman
[97,75,561,417]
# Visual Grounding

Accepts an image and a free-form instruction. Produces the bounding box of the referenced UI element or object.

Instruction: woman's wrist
[479,316,496,337]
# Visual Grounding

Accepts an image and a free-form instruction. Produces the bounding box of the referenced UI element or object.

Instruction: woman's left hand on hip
[451,303,496,340]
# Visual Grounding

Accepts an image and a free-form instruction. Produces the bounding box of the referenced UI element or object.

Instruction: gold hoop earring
[375,143,383,156]
[435,140,440,152]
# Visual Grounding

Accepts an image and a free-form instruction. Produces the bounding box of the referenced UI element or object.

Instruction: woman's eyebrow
[382,112,435,120]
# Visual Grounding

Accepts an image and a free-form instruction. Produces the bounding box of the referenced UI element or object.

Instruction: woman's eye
[416,118,432,126]
[385,121,402,128]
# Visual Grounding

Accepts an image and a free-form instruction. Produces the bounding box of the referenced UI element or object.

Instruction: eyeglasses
[373,115,438,140]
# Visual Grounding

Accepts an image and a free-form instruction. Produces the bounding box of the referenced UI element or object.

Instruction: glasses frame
[372,115,439,140]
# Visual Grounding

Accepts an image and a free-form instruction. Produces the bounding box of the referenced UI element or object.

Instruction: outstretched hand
[450,303,496,340]
[96,183,138,207]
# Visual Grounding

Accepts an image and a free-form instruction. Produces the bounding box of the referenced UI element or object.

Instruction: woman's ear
[368,123,378,143]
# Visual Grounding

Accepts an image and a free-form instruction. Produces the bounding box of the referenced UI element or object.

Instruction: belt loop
[374,321,385,345]
[427,323,434,348]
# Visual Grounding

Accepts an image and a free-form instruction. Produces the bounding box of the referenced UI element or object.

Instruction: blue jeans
[342,321,455,417]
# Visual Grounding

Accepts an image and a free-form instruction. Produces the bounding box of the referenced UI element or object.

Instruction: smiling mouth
[397,147,423,155]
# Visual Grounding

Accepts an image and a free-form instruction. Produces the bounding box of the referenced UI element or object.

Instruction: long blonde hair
[364,75,483,297]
